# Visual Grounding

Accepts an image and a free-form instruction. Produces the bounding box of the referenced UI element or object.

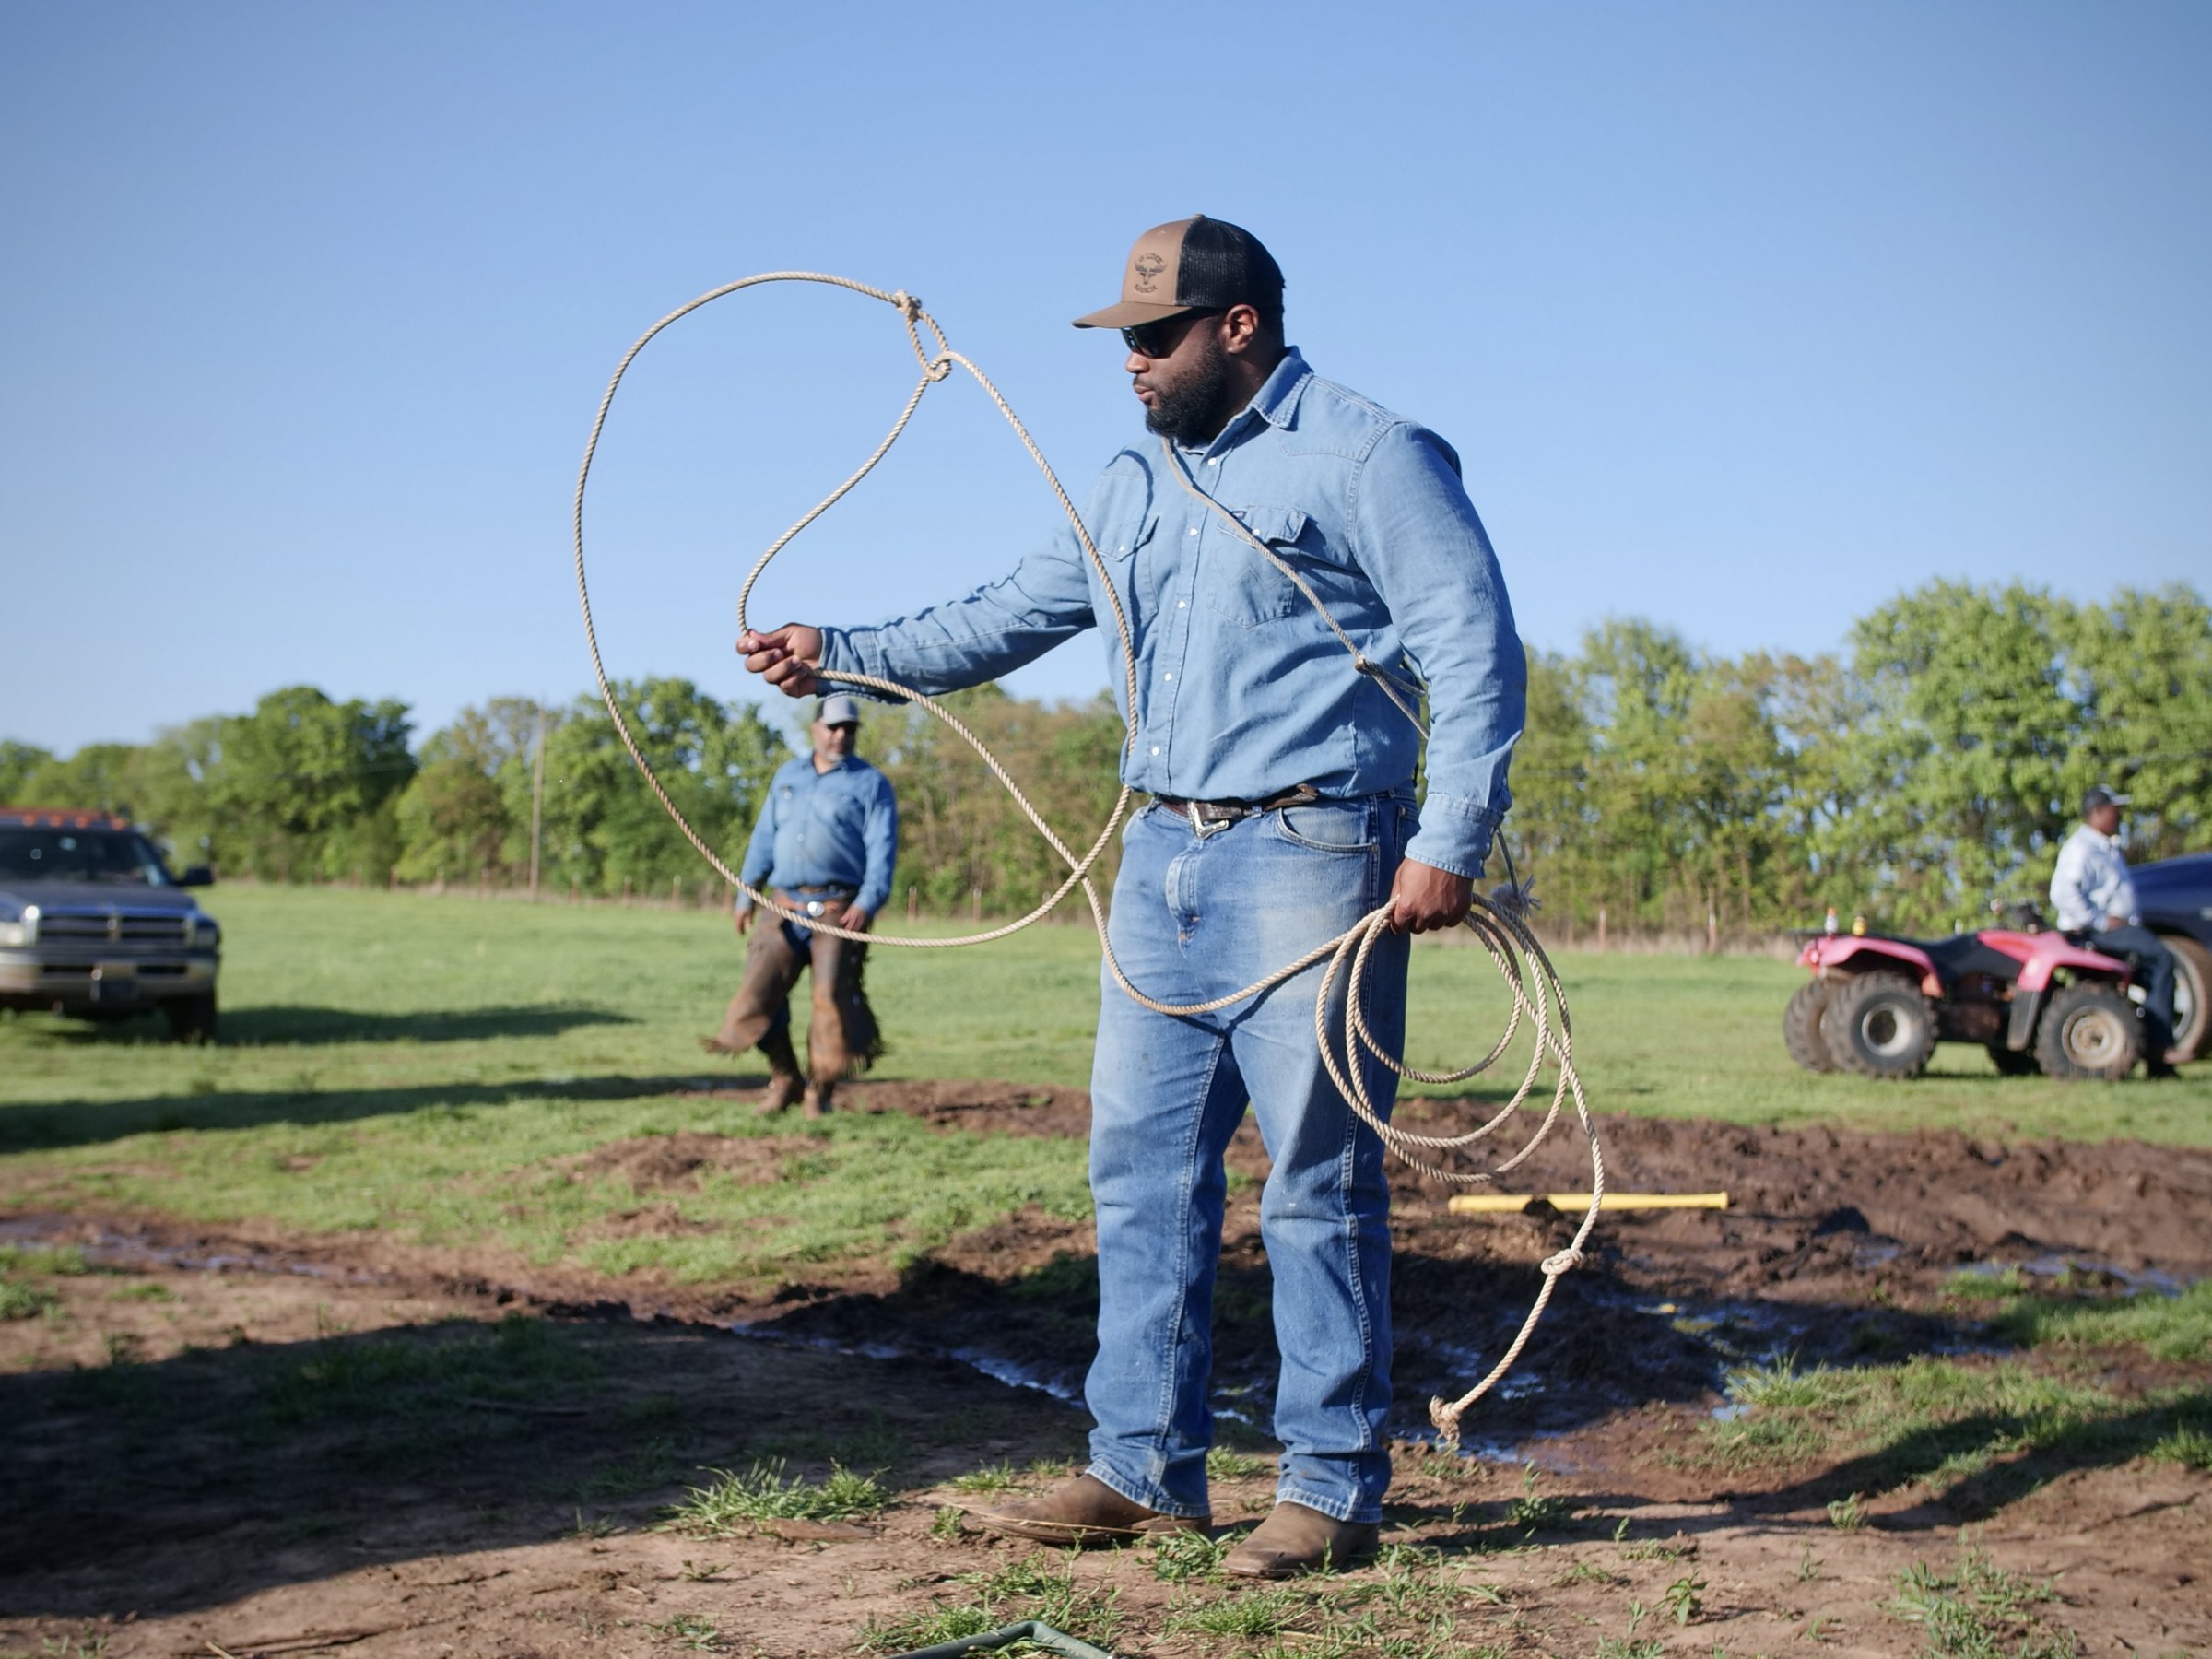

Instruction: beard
[1141,331,1232,444]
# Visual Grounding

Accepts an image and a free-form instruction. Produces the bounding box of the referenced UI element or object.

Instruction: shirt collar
[1184,347,1312,459]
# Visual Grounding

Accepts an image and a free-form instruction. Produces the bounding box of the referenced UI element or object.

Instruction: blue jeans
[1083,793,1413,1524]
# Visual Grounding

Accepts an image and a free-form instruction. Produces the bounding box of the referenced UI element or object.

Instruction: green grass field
[2,885,2206,1293]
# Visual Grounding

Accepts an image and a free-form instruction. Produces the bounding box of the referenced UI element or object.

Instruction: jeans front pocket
[1274,799,1374,853]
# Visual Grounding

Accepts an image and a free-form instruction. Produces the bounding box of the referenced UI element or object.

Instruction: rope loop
[571,270,1606,1431]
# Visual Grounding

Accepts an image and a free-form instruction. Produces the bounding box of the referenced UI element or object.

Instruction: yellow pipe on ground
[1446,1192,1730,1214]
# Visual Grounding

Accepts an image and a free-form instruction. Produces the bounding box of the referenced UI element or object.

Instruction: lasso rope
[571,273,1604,1439]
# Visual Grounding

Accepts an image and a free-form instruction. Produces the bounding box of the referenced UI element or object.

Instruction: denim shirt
[821,350,1524,877]
[736,754,899,915]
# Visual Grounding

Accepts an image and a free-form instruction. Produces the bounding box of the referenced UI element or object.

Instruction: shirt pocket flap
[1229,504,1310,547]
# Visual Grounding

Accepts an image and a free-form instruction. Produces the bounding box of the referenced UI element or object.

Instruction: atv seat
[1912,935,2028,986]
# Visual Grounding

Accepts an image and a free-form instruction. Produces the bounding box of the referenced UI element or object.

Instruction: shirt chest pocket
[1202,505,1312,629]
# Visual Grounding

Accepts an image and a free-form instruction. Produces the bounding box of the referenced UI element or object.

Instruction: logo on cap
[1132,252,1166,292]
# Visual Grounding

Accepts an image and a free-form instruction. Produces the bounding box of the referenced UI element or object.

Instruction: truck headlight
[0,903,37,948]
[189,913,221,948]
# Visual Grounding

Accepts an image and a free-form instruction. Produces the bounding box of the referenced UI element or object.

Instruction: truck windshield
[0,830,172,886]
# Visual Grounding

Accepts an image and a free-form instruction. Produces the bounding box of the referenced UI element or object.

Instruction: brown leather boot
[974,1474,1208,1547]
[1222,1501,1378,1578]
[755,1072,804,1116]
[801,1080,835,1119]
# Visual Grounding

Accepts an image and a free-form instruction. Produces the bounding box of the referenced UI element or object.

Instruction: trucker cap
[817,694,862,727]
[2082,784,2131,814]
[1071,216,1286,330]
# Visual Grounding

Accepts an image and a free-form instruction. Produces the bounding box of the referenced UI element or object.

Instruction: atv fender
[1796,935,1940,997]
[2006,988,2044,1052]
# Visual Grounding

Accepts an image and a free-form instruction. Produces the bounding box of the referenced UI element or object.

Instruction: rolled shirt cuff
[1404,796,1504,879]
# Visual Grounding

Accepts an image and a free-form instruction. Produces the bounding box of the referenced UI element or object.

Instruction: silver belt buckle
[1185,803,1231,841]
[804,899,827,918]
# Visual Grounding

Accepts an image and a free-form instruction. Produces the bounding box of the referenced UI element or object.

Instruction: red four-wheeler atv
[1786,921,2146,1081]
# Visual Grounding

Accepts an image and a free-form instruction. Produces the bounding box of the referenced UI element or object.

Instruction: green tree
[209,686,415,881]
[0,740,55,803]
[534,679,786,899]
[394,698,549,885]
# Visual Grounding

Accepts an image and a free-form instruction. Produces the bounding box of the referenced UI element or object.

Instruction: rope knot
[1427,1397,1463,1445]
[890,289,923,322]
[1540,1247,1584,1277]
[1352,653,1375,676]
[924,352,953,383]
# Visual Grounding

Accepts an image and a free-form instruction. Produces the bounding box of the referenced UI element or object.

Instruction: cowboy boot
[801,1079,836,1119]
[1222,1501,1378,1578]
[974,1474,1208,1547]
[756,1029,804,1115]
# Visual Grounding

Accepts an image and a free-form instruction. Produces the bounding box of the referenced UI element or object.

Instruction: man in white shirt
[2049,785,2179,1074]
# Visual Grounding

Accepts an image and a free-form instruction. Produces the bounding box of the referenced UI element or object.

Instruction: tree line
[4,579,2205,935]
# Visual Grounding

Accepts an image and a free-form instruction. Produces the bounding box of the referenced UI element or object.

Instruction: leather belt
[781,883,856,919]
[1156,783,1321,840]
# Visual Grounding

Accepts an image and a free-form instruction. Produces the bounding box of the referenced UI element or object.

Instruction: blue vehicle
[2132,853,2212,1063]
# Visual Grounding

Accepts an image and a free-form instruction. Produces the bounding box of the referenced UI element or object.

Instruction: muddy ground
[3,1080,2208,1657]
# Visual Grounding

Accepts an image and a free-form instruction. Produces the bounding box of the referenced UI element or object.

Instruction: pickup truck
[0,806,223,1041]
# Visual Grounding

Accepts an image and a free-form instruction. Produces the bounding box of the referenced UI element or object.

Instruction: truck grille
[35,909,193,945]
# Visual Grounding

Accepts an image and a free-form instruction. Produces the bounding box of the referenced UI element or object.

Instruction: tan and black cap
[1071,215,1286,330]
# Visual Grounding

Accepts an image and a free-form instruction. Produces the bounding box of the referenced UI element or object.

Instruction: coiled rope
[571,273,1604,1439]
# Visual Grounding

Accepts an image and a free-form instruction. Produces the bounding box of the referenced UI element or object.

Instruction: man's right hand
[737,624,825,699]
[734,906,755,936]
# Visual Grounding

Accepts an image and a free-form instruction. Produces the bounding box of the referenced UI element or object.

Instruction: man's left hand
[1388,859,1473,935]
[833,903,873,934]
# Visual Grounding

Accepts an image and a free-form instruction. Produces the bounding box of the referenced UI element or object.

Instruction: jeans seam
[1147,1030,1226,1489]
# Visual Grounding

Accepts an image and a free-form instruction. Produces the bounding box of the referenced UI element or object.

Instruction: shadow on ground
[0,1070,762,1154]
[5,1002,634,1049]
[0,1309,1083,1618]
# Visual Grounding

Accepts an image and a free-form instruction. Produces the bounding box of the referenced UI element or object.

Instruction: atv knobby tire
[1824,971,1936,1079]
[1783,980,1838,1072]
[2034,981,2140,1080]
[2167,934,2211,1063]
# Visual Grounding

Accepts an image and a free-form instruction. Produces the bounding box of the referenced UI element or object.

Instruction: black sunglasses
[1120,309,1222,358]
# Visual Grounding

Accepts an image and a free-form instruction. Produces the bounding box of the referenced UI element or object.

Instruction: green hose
[883,1620,1117,1659]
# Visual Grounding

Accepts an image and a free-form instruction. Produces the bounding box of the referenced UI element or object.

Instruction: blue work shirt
[736,754,899,916]
[820,349,1524,877]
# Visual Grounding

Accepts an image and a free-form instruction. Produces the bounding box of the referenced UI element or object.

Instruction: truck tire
[2166,935,2210,1063]
[164,993,218,1045]
[1824,971,1936,1079]
[2032,981,2138,1081]
[1783,980,1837,1072]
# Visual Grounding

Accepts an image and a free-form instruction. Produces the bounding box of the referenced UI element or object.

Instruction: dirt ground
[3,1080,2208,1657]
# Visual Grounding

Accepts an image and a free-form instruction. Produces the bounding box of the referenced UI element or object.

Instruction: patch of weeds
[647,1611,724,1651]
[947,1459,1021,1494]
[677,1559,729,1581]
[566,1508,621,1539]
[1884,1537,2079,1658]
[1662,1573,1707,1625]
[1991,1278,2212,1363]
[1828,1491,1866,1530]
[109,1282,177,1302]
[1726,1352,1841,1409]
[1553,1559,1617,1586]
[1147,1527,1230,1583]
[927,1504,963,1542]
[1206,1445,1267,1479]
[0,1243,89,1276]
[261,1312,597,1430]
[1798,1544,1824,1581]
[753,1410,906,1471]
[1595,1641,1664,1659]
[1503,1463,1573,1532]
[0,1280,61,1320]
[2152,1414,2212,1470]
[866,1553,1121,1652]
[575,1437,677,1501]
[662,1460,885,1535]
[1944,1266,2030,1300]
[1166,1584,1300,1637]
[103,1332,145,1366]
[1621,1534,1693,1562]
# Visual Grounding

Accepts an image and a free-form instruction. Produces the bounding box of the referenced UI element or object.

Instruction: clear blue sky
[5,1,2206,755]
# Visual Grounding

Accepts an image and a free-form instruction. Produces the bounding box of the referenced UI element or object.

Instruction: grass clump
[0,1279,61,1321]
[863,1552,1121,1652]
[0,1243,89,1275]
[1988,1278,2212,1363]
[1504,1463,1573,1532]
[947,1459,1021,1494]
[662,1460,885,1535]
[1206,1446,1267,1480]
[1166,1585,1300,1637]
[1884,1537,2079,1657]
[1147,1527,1231,1583]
